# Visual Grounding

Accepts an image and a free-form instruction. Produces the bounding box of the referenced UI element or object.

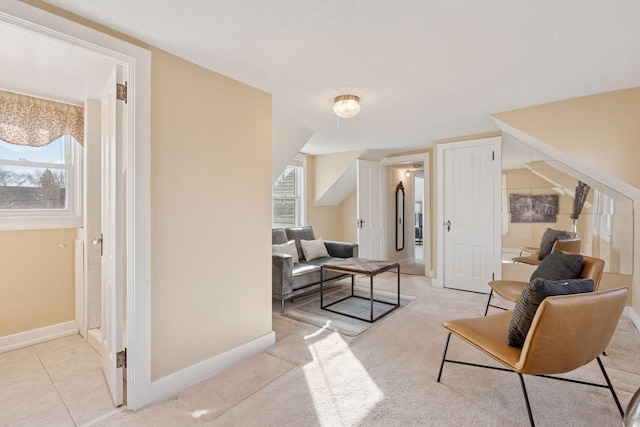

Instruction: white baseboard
[0,321,78,353]
[87,328,104,355]
[628,306,640,333]
[147,331,276,405]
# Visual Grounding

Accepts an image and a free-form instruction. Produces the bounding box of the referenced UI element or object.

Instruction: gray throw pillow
[530,250,583,282]
[538,228,570,260]
[507,278,595,347]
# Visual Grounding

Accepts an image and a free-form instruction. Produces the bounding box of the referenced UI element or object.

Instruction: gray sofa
[272,226,358,311]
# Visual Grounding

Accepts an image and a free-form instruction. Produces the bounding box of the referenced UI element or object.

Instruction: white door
[100,64,125,406]
[443,142,497,293]
[357,159,386,260]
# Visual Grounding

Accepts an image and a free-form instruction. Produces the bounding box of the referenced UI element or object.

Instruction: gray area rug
[283,287,416,336]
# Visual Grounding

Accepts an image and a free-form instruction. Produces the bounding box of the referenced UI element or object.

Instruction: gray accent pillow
[538,228,570,260]
[272,228,288,245]
[507,277,594,347]
[530,250,583,282]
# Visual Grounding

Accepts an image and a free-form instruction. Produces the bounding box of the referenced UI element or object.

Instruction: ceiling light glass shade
[333,95,360,119]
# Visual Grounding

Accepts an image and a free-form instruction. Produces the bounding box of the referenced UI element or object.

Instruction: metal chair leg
[437,333,452,382]
[597,356,624,417]
[484,289,493,316]
[518,373,535,427]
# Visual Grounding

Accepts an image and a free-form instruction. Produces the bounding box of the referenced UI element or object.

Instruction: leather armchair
[438,287,628,426]
[485,254,604,316]
[513,237,581,266]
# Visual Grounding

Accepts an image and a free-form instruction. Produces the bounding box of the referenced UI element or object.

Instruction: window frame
[272,155,306,228]
[0,135,83,230]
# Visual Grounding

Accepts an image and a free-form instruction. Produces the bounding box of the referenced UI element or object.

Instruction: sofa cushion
[538,228,570,260]
[301,238,329,261]
[289,257,350,290]
[285,226,316,260]
[507,277,594,347]
[272,239,299,264]
[530,250,583,282]
[272,228,288,245]
[292,263,320,277]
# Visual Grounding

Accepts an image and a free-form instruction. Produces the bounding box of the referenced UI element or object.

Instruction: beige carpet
[96,274,640,426]
[282,287,416,336]
[402,262,426,276]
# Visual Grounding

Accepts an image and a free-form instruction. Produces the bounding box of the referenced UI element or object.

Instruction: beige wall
[0,229,75,336]
[495,87,640,312]
[313,150,363,203]
[306,155,349,240]
[150,50,272,380]
[339,190,357,243]
[493,88,640,189]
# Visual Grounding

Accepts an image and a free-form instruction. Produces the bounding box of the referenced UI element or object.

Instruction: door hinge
[116,81,128,104]
[117,349,127,369]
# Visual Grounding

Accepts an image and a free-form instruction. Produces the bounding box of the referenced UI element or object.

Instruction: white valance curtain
[0,89,84,147]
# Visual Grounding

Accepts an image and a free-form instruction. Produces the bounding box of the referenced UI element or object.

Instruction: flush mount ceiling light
[333,95,361,119]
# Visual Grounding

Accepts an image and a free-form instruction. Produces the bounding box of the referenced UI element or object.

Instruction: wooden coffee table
[320,258,400,323]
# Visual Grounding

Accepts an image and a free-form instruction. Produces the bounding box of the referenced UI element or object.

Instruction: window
[592,190,614,242]
[0,135,82,229]
[272,156,305,228]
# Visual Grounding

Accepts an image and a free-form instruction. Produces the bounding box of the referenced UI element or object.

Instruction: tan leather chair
[518,231,577,257]
[438,288,628,426]
[513,237,581,265]
[485,254,604,316]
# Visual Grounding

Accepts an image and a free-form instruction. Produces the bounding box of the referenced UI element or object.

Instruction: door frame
[382,152,431,276]
[0,1,152,410]
[434,137,502,288]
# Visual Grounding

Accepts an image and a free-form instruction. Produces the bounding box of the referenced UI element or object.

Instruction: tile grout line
[33,342,79,427]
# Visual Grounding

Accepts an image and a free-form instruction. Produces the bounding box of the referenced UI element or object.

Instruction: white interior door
[100,64,124,406]
[443,142,497,293]
[357,159,386,260]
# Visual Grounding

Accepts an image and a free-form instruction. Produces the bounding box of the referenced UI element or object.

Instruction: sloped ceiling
[38,0,640,155]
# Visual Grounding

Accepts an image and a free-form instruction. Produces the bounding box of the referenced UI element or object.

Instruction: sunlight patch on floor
[302,330,383,426]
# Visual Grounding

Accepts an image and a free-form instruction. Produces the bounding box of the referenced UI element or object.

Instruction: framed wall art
[509,194,559,223]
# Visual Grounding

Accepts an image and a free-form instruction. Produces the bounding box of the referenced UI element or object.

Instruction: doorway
[0,0,152,410]
[382,152,431,276]
[435,137,502,291]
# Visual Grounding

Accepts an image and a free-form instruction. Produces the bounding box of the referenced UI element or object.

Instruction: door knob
[92,233,103,256]
[446,220,451,232]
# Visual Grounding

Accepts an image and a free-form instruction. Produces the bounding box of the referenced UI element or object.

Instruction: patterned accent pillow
[530,250,583,282]
[538,228,570,260]
[272,240,299,264]
[300,238,330,261]
[507,277,594,347]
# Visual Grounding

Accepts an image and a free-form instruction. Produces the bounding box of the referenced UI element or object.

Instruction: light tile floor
[0,334,118,426]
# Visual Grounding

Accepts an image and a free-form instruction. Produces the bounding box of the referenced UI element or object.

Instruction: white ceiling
[0,20,115,106]
[18,1,640,154]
